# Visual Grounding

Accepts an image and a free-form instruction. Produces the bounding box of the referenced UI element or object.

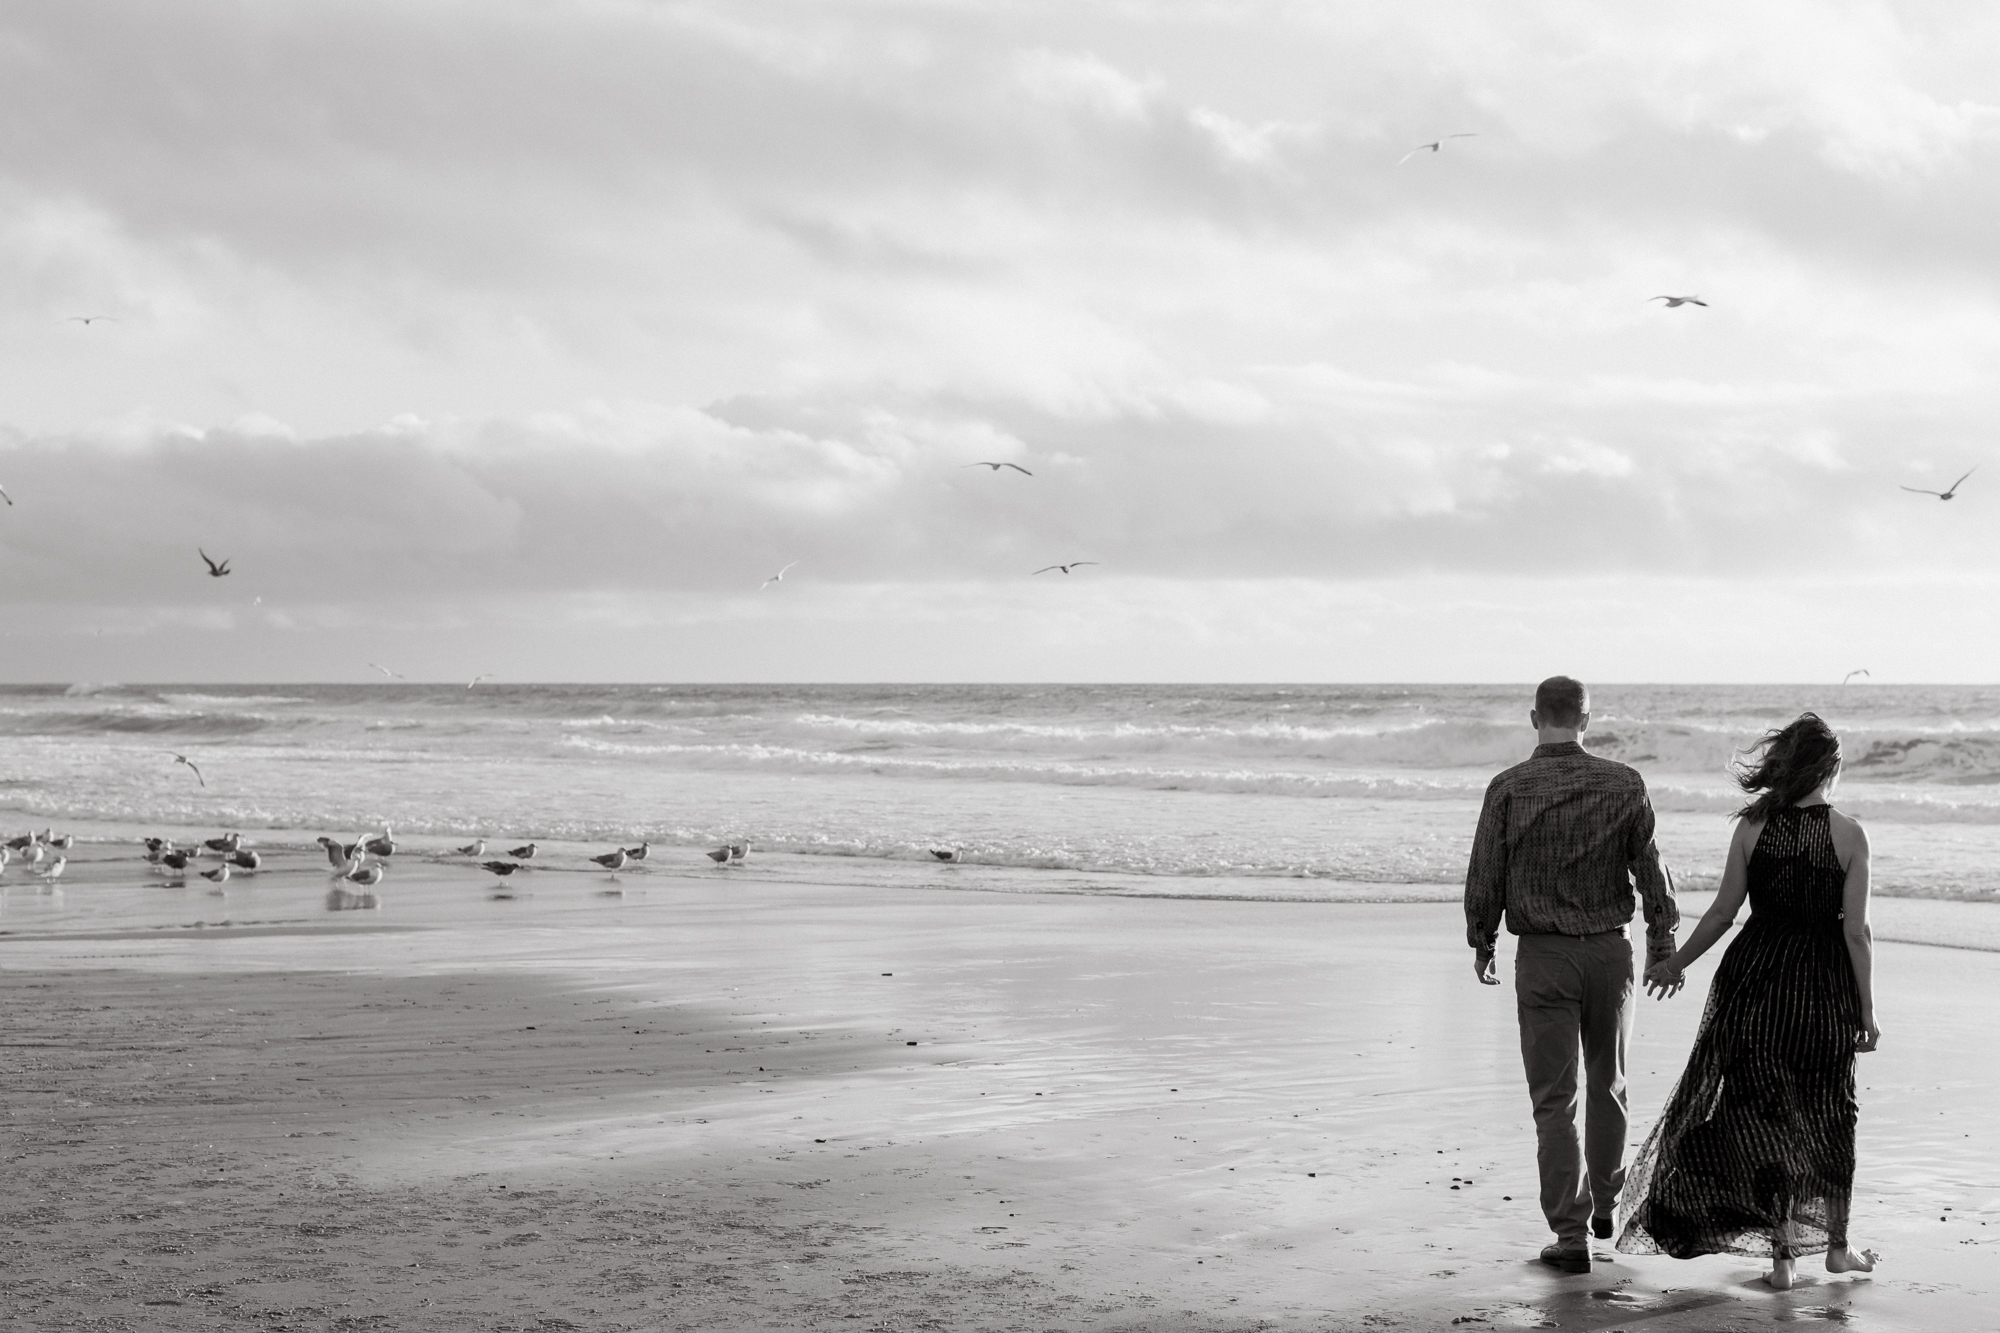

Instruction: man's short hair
[1534,676,1588,728]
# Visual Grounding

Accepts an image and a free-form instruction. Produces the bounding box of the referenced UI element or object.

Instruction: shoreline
[4,825,1997,957]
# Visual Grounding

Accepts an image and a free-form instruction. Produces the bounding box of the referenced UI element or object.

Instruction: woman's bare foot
[1767,1257,1795,1290]
[1827,1246,1879,1274]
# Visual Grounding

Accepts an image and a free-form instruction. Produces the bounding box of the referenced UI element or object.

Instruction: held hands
[1643,957,1686,1000]
[1473,949,1499,986]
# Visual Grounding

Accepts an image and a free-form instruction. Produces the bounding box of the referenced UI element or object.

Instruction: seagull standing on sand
[38,856,65,882]
[168,752,206,787]
[203,832,243,854]
[962,462,1033,475]
[455,839,486,856]
[1843,669,1871,686]
[507,842,537,860]
[591,848,629,872]
[198,549,231,578]
[363,828,396,857]
[346,863,385,887]
[623,841,649,861]
[1650,295,1708,308]
[229,849,261,870]
[161,849,194,872]
[200,862,231,886]
[481,860,522,876]
[1032,562,1099,576]
[1398,133,1478,164]
[1901,467,1976,500]
[761,561,798,590]
[931,848,963,863]
[705,847,731,864]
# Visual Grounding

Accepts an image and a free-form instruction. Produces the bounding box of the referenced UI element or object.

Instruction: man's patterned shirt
[1464,740,1678,962]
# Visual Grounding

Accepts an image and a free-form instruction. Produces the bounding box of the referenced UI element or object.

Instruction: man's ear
[1528,709,1541,731]
[1576,711,1591,734]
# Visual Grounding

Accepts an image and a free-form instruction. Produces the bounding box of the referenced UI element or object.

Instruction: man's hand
[1643,957,1685,1000]
[1473,949,1499,986]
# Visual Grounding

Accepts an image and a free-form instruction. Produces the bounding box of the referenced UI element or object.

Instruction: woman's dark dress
[1617,804,1862,1260]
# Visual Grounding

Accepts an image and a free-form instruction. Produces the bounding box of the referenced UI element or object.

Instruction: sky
[3,0,1999,682]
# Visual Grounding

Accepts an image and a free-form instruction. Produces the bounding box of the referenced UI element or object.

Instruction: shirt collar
[1533,740,1584,757]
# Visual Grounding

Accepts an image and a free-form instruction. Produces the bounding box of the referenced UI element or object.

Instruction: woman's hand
[1856,1014,1881,1053]
[1643,958,1685,999]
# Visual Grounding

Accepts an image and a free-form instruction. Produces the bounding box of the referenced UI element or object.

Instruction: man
[1465,676,1677,1275]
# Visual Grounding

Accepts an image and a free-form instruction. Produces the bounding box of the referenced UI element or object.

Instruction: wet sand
[2,842,1995,1330]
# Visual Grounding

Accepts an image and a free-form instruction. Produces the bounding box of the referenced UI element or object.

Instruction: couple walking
[1465,676,1880,1289]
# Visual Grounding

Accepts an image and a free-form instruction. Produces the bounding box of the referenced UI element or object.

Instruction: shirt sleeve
[1464,777,1509,953]
[1627,787,1678,963]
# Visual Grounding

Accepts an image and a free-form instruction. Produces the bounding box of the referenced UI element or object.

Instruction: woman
[1616,712,1880,1289]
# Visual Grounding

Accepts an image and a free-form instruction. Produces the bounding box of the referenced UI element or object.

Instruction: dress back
[1746,804,1847,934]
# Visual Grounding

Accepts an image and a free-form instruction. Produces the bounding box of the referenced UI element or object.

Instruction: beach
[5,844,1994,1331]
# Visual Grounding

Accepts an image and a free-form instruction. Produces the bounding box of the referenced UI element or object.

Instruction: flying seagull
[963,462,1032,475]
[0,484,11,506]
[1843,669,1870,686]
[1398,133,1478,165]
[1901,467,1976,500]
[468,674,494,689]
[167,752,206,787]
[198,549,231,577]
[66,315,117,325]
[1032,562,1099,575]
[368,663,404,679]
[761,561,798,589]
[1650,295,1708,308]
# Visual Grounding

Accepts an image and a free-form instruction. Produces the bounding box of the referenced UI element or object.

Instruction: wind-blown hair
[1734,712,1843,823]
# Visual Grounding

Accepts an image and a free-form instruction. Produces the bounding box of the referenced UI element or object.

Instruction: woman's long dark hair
[1734,712,1843,822]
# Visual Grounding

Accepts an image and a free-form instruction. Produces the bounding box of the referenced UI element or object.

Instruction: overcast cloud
[2,1,1998,680]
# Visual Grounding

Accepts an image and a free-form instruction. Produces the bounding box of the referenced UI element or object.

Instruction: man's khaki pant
[1514,930,1635,1244]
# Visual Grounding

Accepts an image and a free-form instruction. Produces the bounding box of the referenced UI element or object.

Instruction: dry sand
[3,842,1995,1331]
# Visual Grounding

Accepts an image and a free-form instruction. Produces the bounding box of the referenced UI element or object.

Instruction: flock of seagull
[90,824,765,907]
[0,829,77,887]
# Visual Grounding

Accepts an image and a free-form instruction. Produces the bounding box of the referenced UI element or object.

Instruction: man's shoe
[1591,1215,1615,1241]
[1539,1242,1591,1274]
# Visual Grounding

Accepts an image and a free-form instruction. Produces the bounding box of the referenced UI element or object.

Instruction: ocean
[5,681,2000,903]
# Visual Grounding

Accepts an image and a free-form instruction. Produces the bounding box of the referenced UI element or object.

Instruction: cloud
[2,1,1999,677]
